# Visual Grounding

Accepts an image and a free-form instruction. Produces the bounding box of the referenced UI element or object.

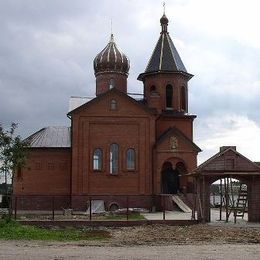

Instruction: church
[13,13,202,210]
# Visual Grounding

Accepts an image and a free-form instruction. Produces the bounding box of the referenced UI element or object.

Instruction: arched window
[93,148,102,171]
[110,144,119,174]
[109,78,115,89]
[166,84,173,109]
[181,86,186,111]
[110,99,117,110]
[150,85,156,96]
[126,148,135,170]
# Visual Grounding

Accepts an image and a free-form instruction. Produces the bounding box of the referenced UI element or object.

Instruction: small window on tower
[110,99,117,110]
[150,85,157,96]
[181,86,186,111]
[109,79,115,89]
[166,84,173,109]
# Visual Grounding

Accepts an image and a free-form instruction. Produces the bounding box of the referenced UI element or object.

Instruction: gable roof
[193,146,260,174]
[67,88,157,116]
[156,127,201,152]
[24,126,71,148]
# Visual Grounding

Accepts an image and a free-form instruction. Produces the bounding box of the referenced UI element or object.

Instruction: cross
[163,2,166,14]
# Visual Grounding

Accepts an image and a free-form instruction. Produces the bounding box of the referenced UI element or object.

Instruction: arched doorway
[161,161,180,194]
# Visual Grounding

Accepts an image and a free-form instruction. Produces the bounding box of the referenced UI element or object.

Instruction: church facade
[13,14,201,210]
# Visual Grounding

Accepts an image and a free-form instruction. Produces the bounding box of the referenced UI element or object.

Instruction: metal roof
[68,96,93,113]
[93,34,130,76]
[138,14,193,80]
[145,32,187,73]
[25,126,71,148]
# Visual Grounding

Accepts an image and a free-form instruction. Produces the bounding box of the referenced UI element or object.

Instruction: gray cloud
[0,0,259,162]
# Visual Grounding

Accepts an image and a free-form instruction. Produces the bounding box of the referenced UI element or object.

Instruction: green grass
[0,218,111,241]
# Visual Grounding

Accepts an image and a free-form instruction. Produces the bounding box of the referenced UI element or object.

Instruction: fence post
[52,196,55,221]
[89,197,92,221]
[126,196,129,221]
[163,195,166,221]
[14,196,17,220]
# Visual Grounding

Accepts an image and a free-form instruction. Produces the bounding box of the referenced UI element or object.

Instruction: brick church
[13,13,202,210]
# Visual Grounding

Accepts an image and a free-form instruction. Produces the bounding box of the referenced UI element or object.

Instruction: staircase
[234,183,248,223]
[172,195,192,213]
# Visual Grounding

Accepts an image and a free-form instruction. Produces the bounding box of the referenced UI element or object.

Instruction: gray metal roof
[68,96,93,113]
[25,126,71,148]
[145,32,187,73]
[138,14,192,80]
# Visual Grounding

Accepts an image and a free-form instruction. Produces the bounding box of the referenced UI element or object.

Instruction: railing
[0,194,196,222]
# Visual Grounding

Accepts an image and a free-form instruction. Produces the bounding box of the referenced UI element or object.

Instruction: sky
[0,0,260,166]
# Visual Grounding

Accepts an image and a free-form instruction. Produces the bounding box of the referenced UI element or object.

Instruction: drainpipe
[67,114,72,208]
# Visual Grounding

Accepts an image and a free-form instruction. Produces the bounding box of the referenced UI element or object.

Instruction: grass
[0,218,111,241]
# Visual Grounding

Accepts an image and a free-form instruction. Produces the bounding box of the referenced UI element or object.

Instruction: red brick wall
[13,148,71,195]
[96,72,127,95]
[156,116,194,140]
[71,90,155,196]
[142,73,189,112]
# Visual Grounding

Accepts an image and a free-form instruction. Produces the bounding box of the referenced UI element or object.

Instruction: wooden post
[191,177,196,220]
[224,178,229,222]
[163,195,166,220]
[202,176,206,223]
[14,196,17,220]
[52,196,55,221]
[126,196,129,221]
[219,178,223,220]
[89,197,92,221]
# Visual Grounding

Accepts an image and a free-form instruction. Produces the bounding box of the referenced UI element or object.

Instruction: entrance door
[161,161,180,194]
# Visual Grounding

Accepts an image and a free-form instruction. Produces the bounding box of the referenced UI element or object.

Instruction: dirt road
[0,241,260,260]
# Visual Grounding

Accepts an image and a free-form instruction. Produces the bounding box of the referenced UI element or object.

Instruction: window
[47,162,55,171]
[35,161,42,170]
[110,144,119,174]
[181,86,186,111]
[110,99,117,110]
[93,149,102,171]
[150,85,157,96]
[126,148,135,170]
[166,84,173,109]
[109,78,115,89]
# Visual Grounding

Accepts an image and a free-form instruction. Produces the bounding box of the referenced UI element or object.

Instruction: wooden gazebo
[190,146,260,222]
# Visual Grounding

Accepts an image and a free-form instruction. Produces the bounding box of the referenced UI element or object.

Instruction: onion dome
[160,14,169,32]
[93,34,130,76]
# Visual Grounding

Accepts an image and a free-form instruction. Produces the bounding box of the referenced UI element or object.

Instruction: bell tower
[138,13,193,113]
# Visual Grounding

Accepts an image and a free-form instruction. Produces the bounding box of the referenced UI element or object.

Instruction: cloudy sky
[1,0,260,164]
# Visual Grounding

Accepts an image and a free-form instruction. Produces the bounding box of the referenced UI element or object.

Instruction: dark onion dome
[94,34,130,76]
[160,14,169,25]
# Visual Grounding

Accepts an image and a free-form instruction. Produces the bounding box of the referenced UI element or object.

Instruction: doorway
[161,161,180,194]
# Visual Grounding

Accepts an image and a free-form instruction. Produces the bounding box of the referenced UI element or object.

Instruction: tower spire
[160,5,169,33]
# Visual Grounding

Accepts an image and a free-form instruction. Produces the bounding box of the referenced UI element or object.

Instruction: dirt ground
[1,224,260,259]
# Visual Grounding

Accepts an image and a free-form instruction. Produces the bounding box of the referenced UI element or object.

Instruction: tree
[0,123,29,191]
